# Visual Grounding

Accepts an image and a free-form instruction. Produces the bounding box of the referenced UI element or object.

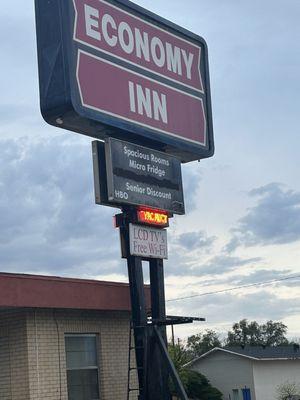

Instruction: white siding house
[253,360,300,400]
[187,346,300,400]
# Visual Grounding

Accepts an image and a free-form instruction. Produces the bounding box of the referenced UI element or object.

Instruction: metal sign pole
[146,258,171,399]
[127,254,147,400]
[92,140,191,399]
[154,326,188,400]
[119,209,188,400]
[119,213,147,400]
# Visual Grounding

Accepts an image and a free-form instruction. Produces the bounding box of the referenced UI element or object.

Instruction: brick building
[0,273,148,400]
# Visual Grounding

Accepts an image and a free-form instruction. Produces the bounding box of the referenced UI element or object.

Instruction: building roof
[223,345,300,360]
[0,272,150,312]
[187,345,300,366]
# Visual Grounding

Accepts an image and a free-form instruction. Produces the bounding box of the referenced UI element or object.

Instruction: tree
[168,342,223,400]
[226,319,288,347]
[186,330,222,357]
[276,381,300,400]
[227,319,261,346]
[169,340,193,369]
[180,370,223,400]
[262,320,289,346]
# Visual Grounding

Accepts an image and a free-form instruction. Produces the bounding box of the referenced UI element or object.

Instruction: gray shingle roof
[185,345,300,367]
[224,345,300,359]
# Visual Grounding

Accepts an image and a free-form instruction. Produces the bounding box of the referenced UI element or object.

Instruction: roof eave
[185,347,260,367]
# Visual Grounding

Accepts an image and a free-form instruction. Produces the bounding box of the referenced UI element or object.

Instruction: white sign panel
[129,224,168,259]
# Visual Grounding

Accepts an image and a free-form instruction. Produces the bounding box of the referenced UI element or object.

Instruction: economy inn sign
[35,2,212,397]
[35,0,214,162]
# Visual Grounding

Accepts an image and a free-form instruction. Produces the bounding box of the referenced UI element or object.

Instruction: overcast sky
[0,0,300,340]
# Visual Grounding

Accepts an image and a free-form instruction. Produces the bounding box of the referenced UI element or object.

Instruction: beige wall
[0,335,11,400]
[0,309,30,400]
[0,308,138,400]
[191,351,256,400]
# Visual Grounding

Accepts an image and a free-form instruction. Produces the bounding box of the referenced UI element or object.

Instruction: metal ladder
[127,321,144,400]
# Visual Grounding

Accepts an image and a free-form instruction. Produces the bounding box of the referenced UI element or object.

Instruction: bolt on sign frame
[35,0,214,163]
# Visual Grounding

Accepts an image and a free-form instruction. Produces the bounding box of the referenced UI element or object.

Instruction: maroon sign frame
[35,0,214,162]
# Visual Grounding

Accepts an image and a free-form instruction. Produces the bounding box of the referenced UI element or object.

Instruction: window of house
[65,334,100,400]
[232,389,240,400]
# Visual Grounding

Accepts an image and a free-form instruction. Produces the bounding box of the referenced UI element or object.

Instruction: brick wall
[0,336,11,400]
[0,308,138,400]
[0,309,30,400]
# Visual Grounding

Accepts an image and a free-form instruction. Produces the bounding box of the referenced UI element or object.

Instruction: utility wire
[166,274,300,303]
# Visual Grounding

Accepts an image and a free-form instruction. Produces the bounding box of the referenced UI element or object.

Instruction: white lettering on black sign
[106,138,185,214]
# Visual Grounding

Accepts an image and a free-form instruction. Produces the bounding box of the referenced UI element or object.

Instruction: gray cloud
[174,230,216,251]
[195,255,262,276]
[0,137,125,277]
[174,268,300,293]
[226,183,300,251]
[166,251,261,278]
[167,290,300,328]
[166,267,300,332]
[181,163,202,212]
[229,269,296,286]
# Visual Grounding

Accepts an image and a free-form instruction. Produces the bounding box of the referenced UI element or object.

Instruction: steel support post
[146,259,171,400]
[120,218,148,400]
[127,254,147,399]
[120,211,188,400]
[154,326,188,400]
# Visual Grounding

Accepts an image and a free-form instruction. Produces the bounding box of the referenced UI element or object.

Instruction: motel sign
[35,0,214,162]
[35,2,213,398]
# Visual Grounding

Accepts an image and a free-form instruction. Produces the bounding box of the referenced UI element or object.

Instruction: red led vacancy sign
[35,0,214,162]
[137,209,169,228]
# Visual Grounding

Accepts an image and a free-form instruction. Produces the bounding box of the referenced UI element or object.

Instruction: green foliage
[186,330,222,357]
[263,320,289,346]
[179,370,223,400]
[168,341,193,368]
[226,319,261,347]
[168,343,223,400]
[226,319,289,347]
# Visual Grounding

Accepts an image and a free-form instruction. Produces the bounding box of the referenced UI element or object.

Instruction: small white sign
[129,224,168,259]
